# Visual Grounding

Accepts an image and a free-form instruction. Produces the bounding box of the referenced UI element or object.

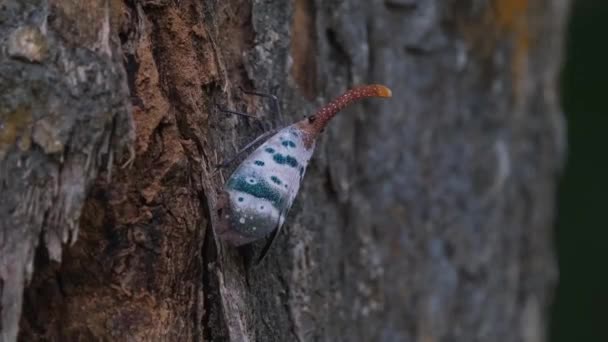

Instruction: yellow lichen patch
[511,24,530,103]
[110,0,127,34]
[17,130,32,152]
[32,118,65,154]
[493,0,530,102]
[290,0,318,100]
[457,0,531,103]
[7,26,49,63]
[494,0,529,31]
[0,106,33,159]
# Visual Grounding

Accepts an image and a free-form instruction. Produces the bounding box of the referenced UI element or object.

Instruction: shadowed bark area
[0,0,569,341]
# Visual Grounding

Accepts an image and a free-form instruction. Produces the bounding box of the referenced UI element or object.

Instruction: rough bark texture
[0,0,569,341]
[0,1,133,341]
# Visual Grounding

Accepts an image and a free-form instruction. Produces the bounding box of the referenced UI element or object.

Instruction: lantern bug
[215,84,392,262]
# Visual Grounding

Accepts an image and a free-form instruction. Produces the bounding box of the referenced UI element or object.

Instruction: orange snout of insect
[373,84,392,98]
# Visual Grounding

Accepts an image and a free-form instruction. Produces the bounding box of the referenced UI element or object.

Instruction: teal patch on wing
[227,176,285,209]
[265,147,275,153]
[281,140,297,148]
[273,154,285,164]
[254,160,265,166]
[273,153,298,168]
[270,176,282,185]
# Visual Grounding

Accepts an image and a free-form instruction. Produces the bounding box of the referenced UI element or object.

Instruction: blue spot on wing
[282,140,297,148]
[270,176,282,185]
[254,160,265,166]
[273,153,298,168]
[273,153,285,164]
[285,155,298,167]
[265,147,275,153]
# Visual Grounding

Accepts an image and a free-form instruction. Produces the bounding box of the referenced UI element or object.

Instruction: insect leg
[254,166,302,265]
[215,87,281,169]
[239,87,282,118]
[216,87,281,120]
[215,104,261,120]
[255,207,285,265]
[215,129,277,170]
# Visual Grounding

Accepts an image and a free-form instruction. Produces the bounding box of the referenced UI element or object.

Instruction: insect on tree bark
[0,0,569,341]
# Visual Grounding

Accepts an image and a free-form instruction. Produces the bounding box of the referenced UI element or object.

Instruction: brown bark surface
[0,0,569,341]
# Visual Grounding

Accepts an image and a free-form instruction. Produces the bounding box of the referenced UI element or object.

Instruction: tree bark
[0,1,133,341]
[0,0,569,341]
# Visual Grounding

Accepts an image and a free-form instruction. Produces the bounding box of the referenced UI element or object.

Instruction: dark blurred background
[550,0,608,341]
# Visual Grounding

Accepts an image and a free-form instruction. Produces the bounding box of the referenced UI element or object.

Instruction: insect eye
[307,115,316,123]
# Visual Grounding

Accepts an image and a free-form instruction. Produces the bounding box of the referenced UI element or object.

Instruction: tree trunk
[1,0,569,341]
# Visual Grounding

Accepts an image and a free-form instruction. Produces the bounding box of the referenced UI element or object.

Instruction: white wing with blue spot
[222,125,315,243]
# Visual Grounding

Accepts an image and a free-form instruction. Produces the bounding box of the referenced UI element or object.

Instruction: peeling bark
[0,0,569,341]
